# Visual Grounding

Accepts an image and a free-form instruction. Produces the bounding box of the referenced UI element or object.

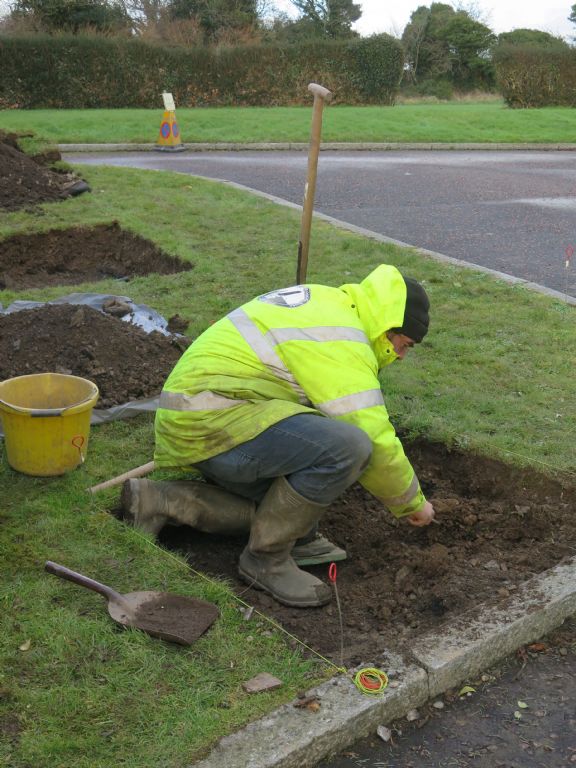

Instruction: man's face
[386,331,416,360]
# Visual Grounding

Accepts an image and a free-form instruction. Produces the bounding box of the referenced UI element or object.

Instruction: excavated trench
[158,444,576,665]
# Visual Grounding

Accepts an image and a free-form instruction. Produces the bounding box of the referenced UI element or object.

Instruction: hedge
[494,44,576,107]
[0,33,404,108]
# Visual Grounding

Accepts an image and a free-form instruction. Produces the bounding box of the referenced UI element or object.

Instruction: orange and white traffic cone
[155,93,186,152]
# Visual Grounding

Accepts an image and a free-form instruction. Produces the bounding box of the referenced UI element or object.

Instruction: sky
[273,1,575,41]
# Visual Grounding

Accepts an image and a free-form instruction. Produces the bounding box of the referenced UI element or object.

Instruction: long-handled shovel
[45,561,219,646]
[296,82,333,285]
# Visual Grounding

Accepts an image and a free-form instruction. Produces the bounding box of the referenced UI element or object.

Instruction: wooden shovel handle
[308,83,333,102]
[45,561,124,603]
[88,460,155,494]
[297,83,333,284]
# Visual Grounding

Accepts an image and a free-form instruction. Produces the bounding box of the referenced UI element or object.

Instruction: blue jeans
[194,413,372,506]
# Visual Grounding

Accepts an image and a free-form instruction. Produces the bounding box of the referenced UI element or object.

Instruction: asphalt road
[65,149,576,297]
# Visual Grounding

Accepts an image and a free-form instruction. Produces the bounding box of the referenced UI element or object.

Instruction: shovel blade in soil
[108,590,220,646]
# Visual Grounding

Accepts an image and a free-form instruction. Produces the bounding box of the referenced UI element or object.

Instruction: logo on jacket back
[257,287,311,307]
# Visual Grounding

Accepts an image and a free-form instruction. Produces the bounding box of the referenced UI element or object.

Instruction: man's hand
[407,501,435,527]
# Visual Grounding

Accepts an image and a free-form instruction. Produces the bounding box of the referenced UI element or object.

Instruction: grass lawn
[1,159,575,767]
[1,102,576,145]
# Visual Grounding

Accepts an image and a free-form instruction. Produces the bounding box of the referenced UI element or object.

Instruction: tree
[401,3,496,89]
[166,0,259,42]
[441,13,495,86]
[401,5,430,81]
[497,28,569,49]
[10,0,131,32]
[402,3,454,81]
[570,4,576,26]
[287,0,361,39]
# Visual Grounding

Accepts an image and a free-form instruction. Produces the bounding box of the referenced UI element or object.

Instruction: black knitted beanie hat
[392,276,430,343]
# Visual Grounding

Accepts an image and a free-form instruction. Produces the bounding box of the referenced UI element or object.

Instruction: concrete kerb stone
[191,557,576,768]
[58,142,576,153]
[192,652,428,768]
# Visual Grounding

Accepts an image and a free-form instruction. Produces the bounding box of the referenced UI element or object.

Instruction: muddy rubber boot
[291,533,347,567]
[238,477,332,608]
[121,478,255,537]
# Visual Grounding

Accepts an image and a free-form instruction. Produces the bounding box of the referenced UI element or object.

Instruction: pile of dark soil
[0,131,86,212]
[0,304,188,408]
[0,222,194,289]
[157,444,576,666]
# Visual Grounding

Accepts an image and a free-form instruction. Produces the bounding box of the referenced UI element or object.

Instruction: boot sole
[293,551,347,567]
[238,566,331,608]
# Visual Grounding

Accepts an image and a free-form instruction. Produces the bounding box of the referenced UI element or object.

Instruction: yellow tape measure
[354,667,389,695]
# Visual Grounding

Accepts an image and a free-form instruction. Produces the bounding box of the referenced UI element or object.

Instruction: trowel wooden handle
[45,561,123,602]
[88,460,155,494]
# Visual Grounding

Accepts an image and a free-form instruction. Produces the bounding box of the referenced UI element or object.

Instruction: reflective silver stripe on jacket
[381,475,420,508]
[265,326,369,346]
[316,389,384,417]
[159,390,247,411]
[228,308,310,404]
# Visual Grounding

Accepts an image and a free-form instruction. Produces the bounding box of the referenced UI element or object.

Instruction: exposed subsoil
[158,448,576,666]
[0,130,87,211]
[0,222,194,289]
[0,304,188,408]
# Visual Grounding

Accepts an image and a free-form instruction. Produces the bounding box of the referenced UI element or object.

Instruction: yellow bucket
[0,372,99,476]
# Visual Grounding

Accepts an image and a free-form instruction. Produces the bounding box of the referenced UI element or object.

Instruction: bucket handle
[0,398,95,417]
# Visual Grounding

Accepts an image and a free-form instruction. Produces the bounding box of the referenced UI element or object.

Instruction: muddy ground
[2,128,575,668]
[159,446,576,665]
[4,286,574,665]
[0,135,194,407]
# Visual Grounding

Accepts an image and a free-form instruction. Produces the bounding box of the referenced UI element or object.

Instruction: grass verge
[1,162,575,767]
[1,102,576,145]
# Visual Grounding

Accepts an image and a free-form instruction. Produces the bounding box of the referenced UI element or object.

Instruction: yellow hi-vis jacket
[154,264,426,518]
